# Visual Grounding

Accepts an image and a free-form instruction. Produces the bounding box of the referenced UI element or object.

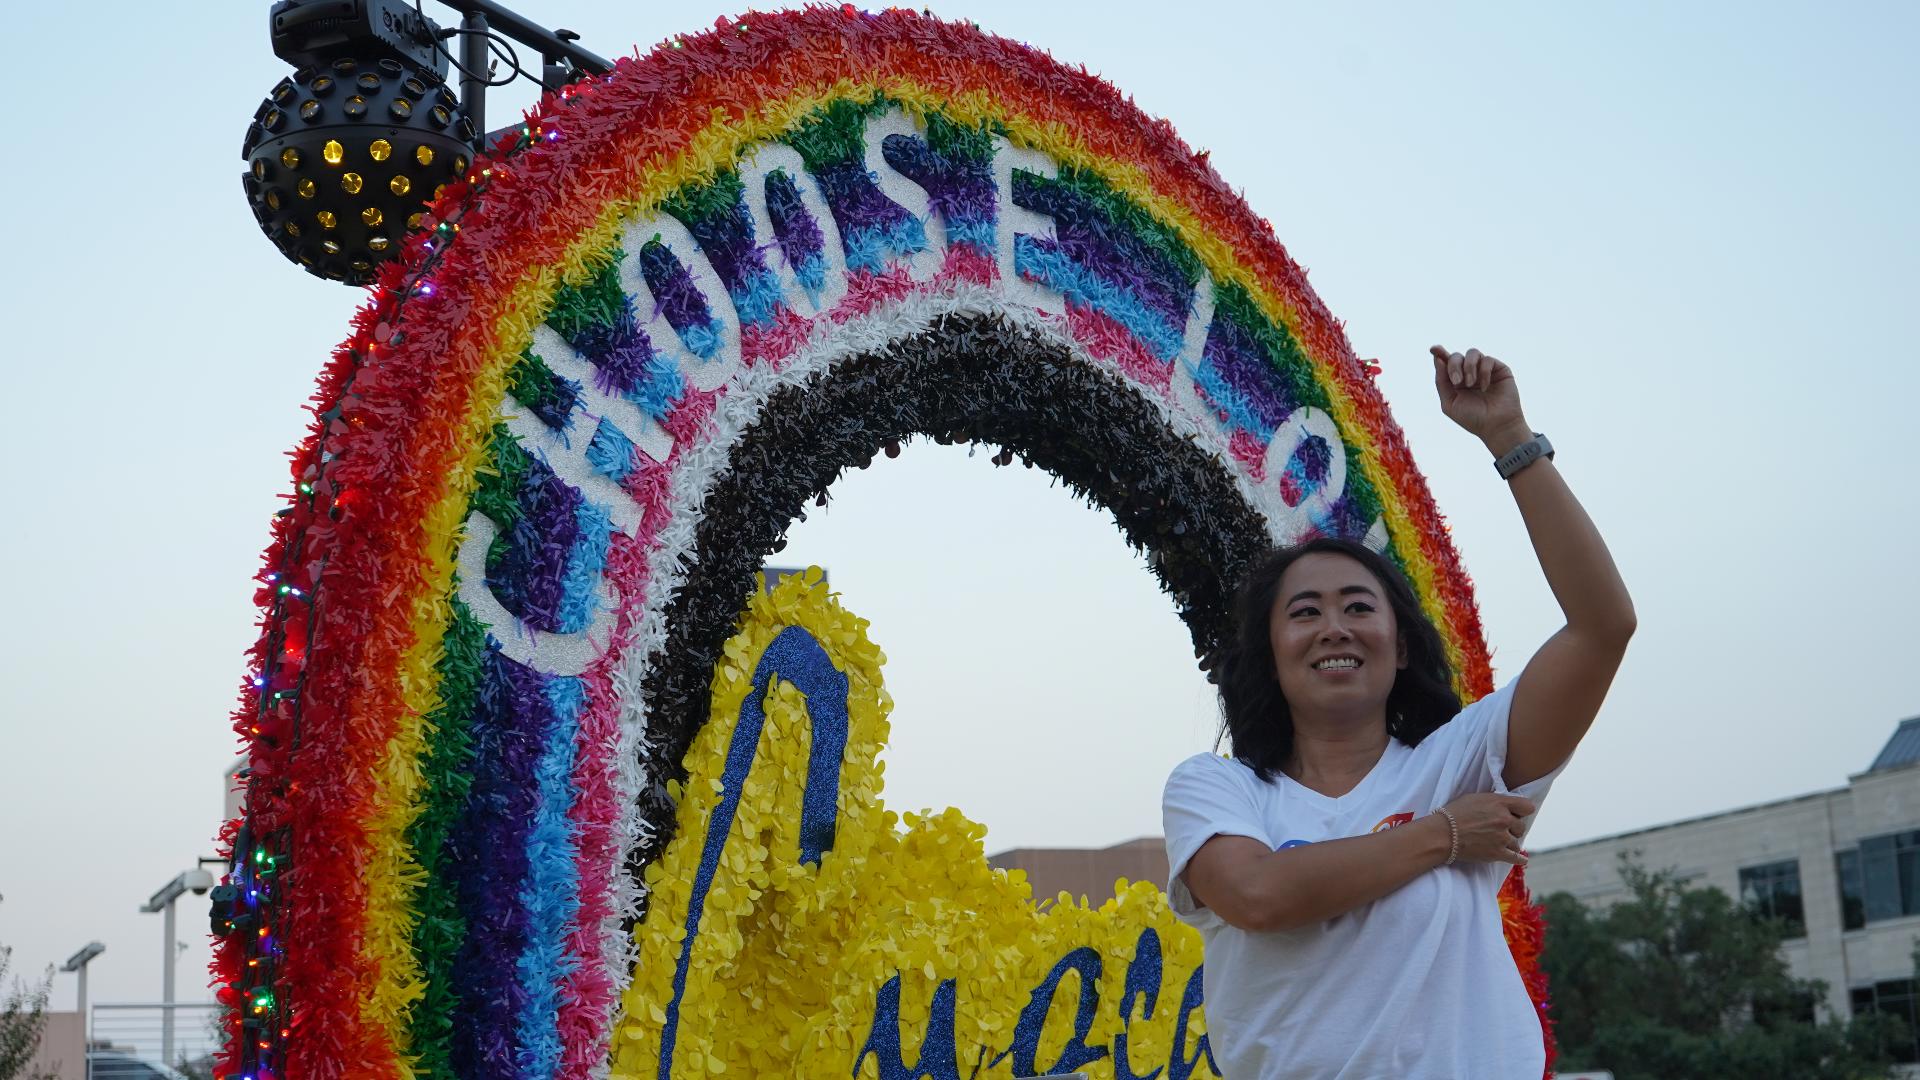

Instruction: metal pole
[161,899,176,1068]
[62,942,104,1077]
[460,10,488,145]
[437,0,613,74]
[80,970,90,1080]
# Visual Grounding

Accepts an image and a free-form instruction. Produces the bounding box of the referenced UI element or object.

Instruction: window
[1837,849,1867,930]
[1753,988,1817,1028]
[1858,830,1920,923]
[1853,979,1920,1063]
[1739,858,1805,937]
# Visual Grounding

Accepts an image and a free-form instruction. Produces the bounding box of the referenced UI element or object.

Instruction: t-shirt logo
[1371,812,1414,833]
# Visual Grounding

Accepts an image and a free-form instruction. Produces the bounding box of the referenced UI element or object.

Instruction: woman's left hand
[1431,345,1531,454]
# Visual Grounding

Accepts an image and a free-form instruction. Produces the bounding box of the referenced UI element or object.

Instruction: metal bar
[436,0,614,74]
[459,9,488,143]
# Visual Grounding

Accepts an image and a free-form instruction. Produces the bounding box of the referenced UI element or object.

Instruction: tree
[0,896,58,1080]
[1540,855,1905,1080]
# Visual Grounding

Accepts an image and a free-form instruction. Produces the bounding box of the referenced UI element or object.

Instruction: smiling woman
[1165,349,1635,1080]
[1219,538,1463,782]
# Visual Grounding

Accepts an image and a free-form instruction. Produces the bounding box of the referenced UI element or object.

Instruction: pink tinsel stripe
[1065,303,1172,392]
[1228,430,1268,481]
[554,381,724,1076]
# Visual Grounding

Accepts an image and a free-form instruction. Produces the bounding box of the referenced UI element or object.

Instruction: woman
[1163,346,1634,1079]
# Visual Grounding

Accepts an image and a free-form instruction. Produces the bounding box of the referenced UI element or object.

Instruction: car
[86,1049,191,1080]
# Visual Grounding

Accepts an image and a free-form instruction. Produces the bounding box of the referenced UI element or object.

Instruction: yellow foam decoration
[612,570,1213,1078]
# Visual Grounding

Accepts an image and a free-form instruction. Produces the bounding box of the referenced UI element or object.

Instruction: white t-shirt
[1161,681,1563,1080]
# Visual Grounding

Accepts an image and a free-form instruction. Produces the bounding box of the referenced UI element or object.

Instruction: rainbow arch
[213,9,1539,1079]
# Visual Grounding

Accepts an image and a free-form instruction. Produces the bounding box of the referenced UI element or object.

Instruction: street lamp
[60,942,105,1044]
[141,870,213,1068]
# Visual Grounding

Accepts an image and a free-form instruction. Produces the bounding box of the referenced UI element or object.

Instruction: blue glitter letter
[655,626,851,1079]
[1169,964,1221,1080]
[998,947,1109,1078]
[853,975,971,1080]
[1114,928,1166,1080]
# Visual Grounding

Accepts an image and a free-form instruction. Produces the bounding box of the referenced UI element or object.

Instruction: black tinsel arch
[628,311,1274,903]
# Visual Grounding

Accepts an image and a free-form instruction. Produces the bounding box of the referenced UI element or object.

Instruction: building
[1524,717,1920,1052]
[988,838,1169,907]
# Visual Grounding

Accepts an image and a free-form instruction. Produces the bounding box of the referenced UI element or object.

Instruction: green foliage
[0,899,57,1080]
[1542,856,1905,1079]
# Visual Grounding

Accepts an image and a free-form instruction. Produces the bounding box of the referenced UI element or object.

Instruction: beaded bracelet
[1435,807,1460,866]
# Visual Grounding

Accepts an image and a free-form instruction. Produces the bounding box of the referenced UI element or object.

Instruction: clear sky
[2,0,1914,1015]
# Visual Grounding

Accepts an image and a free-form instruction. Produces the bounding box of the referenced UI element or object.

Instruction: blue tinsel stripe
[1014,236,1187,364]
[512,676,584,1079]
[552,499,614,634]
[585,417,638,486]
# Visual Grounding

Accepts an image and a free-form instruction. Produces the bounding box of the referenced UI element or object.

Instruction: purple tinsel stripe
[671,190,787,326]
[1011,171,1194,327]
[446,650,559,1080]
[881,133,997,255]
[808,157,925,270]
[487,456,584,634]
[1318,492,1372,541]
[1199,307,1301,437]
[638,240,722,359]
[569,321,650,398]
[765,170,828,289]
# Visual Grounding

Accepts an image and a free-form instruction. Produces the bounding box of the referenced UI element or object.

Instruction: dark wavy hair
[1218,537,1462,781]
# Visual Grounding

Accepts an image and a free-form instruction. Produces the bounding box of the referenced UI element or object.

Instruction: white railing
[87,1002,223,1079]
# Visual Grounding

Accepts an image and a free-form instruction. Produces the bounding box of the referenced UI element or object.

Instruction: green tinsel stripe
[783,94,891,170]
[401,596,489,1075]
[506,348,571,421]
[474,422,530,518]
[542,247,628,345]
[1209,281,1330,413]
[1341,439,1384,529]
[660,168,747,228]
[924,110,997,163]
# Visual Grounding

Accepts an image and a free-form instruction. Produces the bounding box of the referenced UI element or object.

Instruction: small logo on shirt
[1276,839,1313,849]
[1371,812,1414,833]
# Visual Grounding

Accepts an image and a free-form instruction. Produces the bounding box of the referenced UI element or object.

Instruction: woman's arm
[1183,792,1534,932]
[1434,346,1637,789]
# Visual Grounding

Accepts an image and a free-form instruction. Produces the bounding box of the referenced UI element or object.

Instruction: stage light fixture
[240,1,610,286]
[242,1,476,285]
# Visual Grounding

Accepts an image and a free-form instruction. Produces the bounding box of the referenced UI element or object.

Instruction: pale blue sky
[2,0,1914,1013]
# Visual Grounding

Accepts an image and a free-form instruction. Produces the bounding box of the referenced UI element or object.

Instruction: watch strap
[1494,433,1554,480]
